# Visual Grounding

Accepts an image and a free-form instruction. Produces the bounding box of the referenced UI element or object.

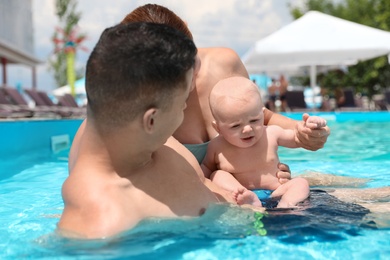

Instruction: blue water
[0,113,390,259]
[280,120,390,188]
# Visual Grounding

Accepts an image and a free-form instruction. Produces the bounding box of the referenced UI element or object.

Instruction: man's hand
[276,162,291,184]
[295,113,330,151]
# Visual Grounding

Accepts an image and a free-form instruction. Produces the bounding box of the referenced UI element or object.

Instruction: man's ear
[212,120,220,133]
[143,108,157,133]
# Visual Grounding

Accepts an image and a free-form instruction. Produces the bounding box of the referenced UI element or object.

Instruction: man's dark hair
[85,22,197,128]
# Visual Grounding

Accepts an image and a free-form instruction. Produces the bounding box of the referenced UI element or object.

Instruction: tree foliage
[290,0,390,97]
[48,0,83,88]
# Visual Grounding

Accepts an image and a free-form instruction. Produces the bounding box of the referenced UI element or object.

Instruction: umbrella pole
[67,52,76,97]
[310,65,317,111]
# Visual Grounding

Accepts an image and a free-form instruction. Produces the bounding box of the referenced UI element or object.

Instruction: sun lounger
[0,93,18,118]
[0,87,35,118]
[285,90,310,112]
[0,109,12,118]
[337,88,364,111]
[2,86,60,118]
[24,88,77,118]
[56,93,86,117]
[385,90,390,111]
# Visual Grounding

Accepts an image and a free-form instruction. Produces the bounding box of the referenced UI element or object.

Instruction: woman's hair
[121,4,193,40]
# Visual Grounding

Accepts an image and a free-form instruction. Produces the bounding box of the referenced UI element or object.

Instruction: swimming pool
[1,112,389,259]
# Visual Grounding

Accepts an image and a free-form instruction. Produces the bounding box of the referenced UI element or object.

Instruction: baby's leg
[272,177,310,208]
[211,170,245,192]
[211,170,262,206]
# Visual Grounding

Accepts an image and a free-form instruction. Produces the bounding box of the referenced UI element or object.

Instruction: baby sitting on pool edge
[201,76,327,208]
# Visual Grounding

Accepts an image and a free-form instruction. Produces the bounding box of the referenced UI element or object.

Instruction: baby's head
[209,76,265,148]
[210,76,264,122]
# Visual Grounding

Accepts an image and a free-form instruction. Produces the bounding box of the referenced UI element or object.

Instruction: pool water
[280,120,390,188]
[1,113,390,259]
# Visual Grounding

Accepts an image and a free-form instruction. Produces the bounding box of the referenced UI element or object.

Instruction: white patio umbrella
[53,77,86,96]
[242,11,390,89]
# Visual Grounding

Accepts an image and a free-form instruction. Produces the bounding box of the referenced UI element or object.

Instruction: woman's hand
[276,162,292,184]
[295,113,330,151]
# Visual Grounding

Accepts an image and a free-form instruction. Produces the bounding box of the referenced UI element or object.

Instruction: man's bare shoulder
[61,169,112,208]
[58,198,111,239]
[59,167,131,238]
[62,168,106,204]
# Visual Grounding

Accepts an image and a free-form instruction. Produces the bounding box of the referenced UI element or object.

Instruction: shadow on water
[27,190,381,259]
[262,190,373,244]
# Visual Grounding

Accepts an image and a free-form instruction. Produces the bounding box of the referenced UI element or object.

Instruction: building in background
[0,0,41,88]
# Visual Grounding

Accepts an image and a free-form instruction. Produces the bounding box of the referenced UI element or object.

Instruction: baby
[201,76,327,208]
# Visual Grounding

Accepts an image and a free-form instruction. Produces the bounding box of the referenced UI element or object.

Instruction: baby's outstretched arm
[304,115,327,129]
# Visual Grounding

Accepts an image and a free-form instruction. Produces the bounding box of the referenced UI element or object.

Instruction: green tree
[290,0,390,97]
[48,0,85,88]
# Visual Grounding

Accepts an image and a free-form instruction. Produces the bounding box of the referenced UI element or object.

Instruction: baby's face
[215,96,264,148]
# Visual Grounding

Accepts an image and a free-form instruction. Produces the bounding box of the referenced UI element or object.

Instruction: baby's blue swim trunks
[253,189,273,200]
[253,189,279,208]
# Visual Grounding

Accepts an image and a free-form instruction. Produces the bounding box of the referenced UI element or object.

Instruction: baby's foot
[233,187,263,207]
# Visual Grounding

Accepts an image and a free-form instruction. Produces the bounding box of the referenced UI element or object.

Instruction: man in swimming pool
[58,22,236,239]
[201,77,326,208]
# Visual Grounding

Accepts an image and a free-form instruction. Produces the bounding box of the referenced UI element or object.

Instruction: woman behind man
[120,3,330,166]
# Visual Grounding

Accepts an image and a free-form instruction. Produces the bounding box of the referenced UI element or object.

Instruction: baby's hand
[304,116,327,129]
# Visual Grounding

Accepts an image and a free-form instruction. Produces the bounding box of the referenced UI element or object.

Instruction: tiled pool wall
[0,119,83,159]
